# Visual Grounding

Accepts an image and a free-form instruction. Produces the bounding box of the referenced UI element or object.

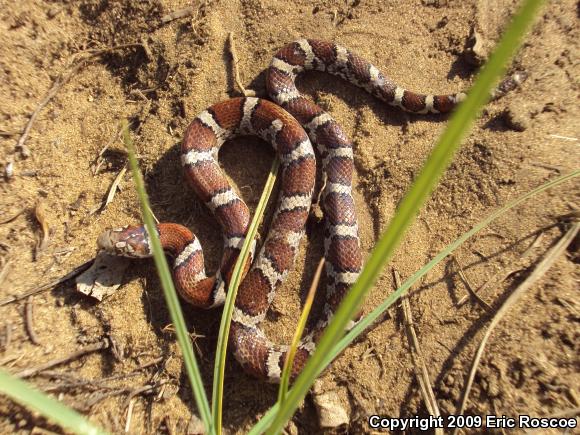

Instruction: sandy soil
[0,0,578,433]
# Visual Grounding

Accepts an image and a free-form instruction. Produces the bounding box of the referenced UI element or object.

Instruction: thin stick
[81,43,143,56]
[103,165,127,210]
[14,339,109,378]
[125,398,135,433]
[456,230,545,307]
[0,260,11,288]
[454,222,579,429]
[34,202,51,254]
[14,44,143,153]
[0,259,94,306]
[25,296,41,346]
[39,355,164,393]
[452,255,492,312]
[1,321,12,352]
[124,381,170,407]
[0,209,25,225]
[93,125,122,174]
[160,6,194,24]
[394,270,442,433]
[227,32,254,97]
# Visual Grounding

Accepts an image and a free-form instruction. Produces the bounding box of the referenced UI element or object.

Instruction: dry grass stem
[34,202,51,254]
[456,230,545,307]
[394,270,442,433]
[0,209,25,225]
[14,43,143,154]
[15,339,109,379]
[454,222,579,429]
[451,255,493,312]
[103,165,128,210]
[0,259,94,306]
[227,32,255,97]
[25,296,41,346]
[161,6,194,24]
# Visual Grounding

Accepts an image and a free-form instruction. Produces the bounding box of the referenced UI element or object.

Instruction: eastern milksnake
[98,39,500,382]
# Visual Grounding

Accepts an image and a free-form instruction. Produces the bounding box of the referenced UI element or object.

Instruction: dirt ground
[0,0,578,433]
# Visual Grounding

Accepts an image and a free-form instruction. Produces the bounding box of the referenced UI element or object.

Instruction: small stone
[187,415,205,435]
[18,144,31,158]
[47,6,62,18]
[422,0,448,7]
[464,29,488,66]
[4,161,14,180]
[444,374,455,386]
[312,383,349,429]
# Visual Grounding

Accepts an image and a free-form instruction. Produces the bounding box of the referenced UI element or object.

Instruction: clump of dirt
[0,0,578,433]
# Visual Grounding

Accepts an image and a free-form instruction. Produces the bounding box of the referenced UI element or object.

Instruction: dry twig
[227,32,255,97]
[1,321,12,352]
[452,255,492,312]
[14,339,109,378]
[40,356,164,393]
[160,6,194,24]
[0,129,21,137]
[93,125,122,175]
[25,296,41,345]
[103,165,127,211]
[83,380,169,410]
[0,209,25,225]
[454,222,579,430]
[0,259,11,289]
[394,270,442,433]
[34,201,51,255]
[14,43,143,154]
[125,398,135,433]
[0,259,94,306]
[456,230,545,307]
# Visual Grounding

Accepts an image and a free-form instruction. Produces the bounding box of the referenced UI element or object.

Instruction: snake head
[97,226,153,258]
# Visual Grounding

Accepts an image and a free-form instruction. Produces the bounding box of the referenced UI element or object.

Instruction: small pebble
[421,0,448,7]
[187,415,205,435]
[464,30,488,66]
[312,382,349,429]
[18,144,31,158]
[4,161,14,180]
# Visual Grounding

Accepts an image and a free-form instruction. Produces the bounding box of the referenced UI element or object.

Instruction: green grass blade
[212,156,281,434]
[263,0,545,432]
[278,257,325,404]
[250,169,578,435]
[121,121,214,434]
[0,369,109,435]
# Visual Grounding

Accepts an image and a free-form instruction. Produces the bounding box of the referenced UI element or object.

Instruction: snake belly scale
[98,39,466,382]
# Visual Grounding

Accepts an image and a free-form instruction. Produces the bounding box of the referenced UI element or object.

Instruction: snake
[98,39,495,382]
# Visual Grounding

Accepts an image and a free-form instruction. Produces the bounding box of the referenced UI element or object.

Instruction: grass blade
[278,257,325,403]
[250,168,578,435]
[262,0,545,432]
[211,156,281,434]
[0,369,108,435]
[122,121,213,434]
